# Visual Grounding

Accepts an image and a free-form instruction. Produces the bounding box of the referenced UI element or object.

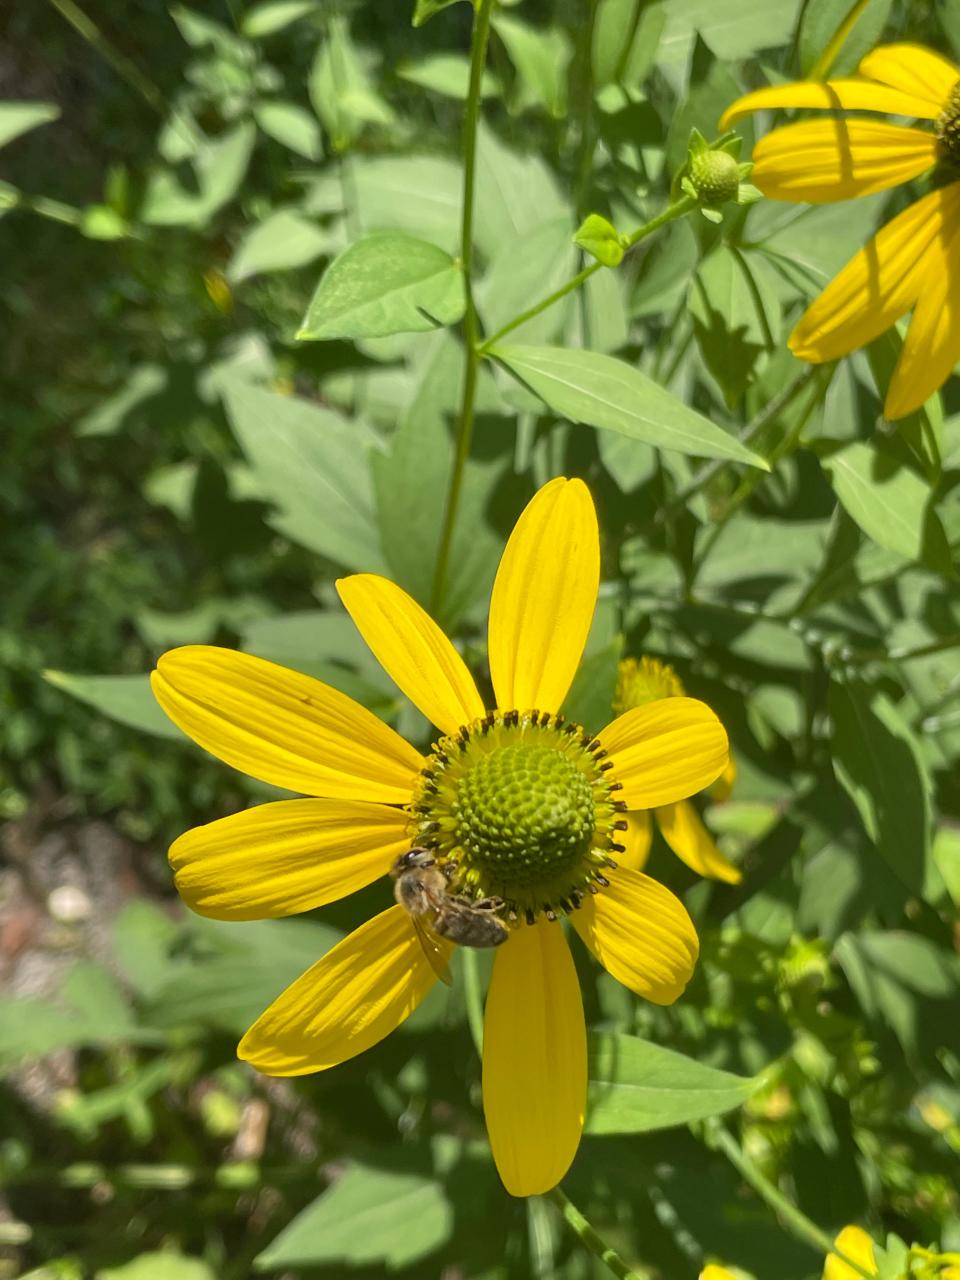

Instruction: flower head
[613,657,740,884]
[151,478,729,1196]
[722,43,960,418]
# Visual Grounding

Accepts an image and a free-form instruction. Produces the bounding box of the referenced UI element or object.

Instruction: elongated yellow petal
[824,1226,878,1280]
[170,798,410,920]
[886,189,960,419]
[752,120,936,203]
[572,867,698,1004]
[790,187,947,362]
[721,78,940,129]
[152,646,423,803]
[238,905,446,1075]
[597,697,728,809]
[482,922,586,1196]
[655,800,741,884]
[859,43,959,111]
[488,478,599,716]
[336,574,485,737]
[619,810,653,871]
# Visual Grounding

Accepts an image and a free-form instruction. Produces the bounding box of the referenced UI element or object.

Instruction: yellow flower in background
[700,1266,742,1280]
[151,478,729,1197]
[722,43,960,419]
[823,1226,877,1280]
[614,658,741,885]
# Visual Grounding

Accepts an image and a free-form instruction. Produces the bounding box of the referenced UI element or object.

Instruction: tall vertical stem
[429,0,494,615]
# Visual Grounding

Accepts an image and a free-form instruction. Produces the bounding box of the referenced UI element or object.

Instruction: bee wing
[410,913,453,987]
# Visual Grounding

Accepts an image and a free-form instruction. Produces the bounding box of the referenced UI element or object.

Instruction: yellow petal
[824,1226,878,1280]
[885,188,960,419]
[859,43,960,111]
[790,187,948,362]
[619,810,653,871]
[655,800,742,884]
[710,756,737,803]
[700,1268,739,1280]
[482,922,586,1196]
[720,78,941,129]
[337,574,485,737]
[152,646,423,803]
[170,798,410,920]
[572,866,698,1004]
[488,478,599,715]
[597,697,728,809]
[238,905,446,1075]
[752,120,936,203]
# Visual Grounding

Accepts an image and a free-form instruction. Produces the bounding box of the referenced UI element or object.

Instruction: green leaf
[298,232,465,341]
[933,827,960,908]
[241,0,318,37]
[492,14,573,118]
[141,124,255,228]
[474,123,568,262]
[221,379,384,571]
[397,54,497,100]
[97,1253,215,1280]
[0,101,60,149]
[574,213,624,267]
[593,0,665,88]
[308,16,393,152]
[42,671,183,740]
[829,679,933,895]
[798,0,894,76]
[586,1032,761,1133]
[659,0,799,64]
[254,1161,452,1269]
[228,209,339,282]
[819,439,950,571]
[254,100,323,159]
[688,246,780,407]
[476,217,576,346]
[492,344,769,467]
[75,364,167,438]
[412,0,465,25]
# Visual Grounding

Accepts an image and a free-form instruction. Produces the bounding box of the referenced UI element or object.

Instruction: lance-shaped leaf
[585,1032,761,1133]
[298,232,465,341]
[491,344,768,467]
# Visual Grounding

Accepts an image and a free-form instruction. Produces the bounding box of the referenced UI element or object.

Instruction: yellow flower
[700,1267,741,1280]
[614,658,741,884]
[151,478,729,1197]
[823,1226,877,1280]
[722,43,960,419]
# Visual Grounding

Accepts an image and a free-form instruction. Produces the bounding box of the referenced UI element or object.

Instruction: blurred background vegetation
[3,1,960,1277]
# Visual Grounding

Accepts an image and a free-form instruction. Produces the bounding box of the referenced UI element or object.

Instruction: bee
[391,848,509,985]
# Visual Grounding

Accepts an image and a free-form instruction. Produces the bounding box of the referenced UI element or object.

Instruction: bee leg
[474,896,505,912]
[439,857,459,881]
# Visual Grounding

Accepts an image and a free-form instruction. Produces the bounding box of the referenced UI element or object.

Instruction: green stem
[808,0,875,82]
[546,1186,646,1280]
[842,630,960,667]
[460,947,485,1055]
[429,0,494,615]
[478,195,696,355]
[13,192,83,226]
[709,1124,874,1279]
[45,0,168,114]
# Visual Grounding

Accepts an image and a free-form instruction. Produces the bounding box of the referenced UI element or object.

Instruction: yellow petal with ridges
[752,120,936,203]
[482,922,586,1197]
[859,43,959,110]
[655,800,742,884]
[238,905,446,1075]
[488,477,599,716]
[789,187,948,363]
[597,697,728,809]
[824,1226,878,1280]
[170,798,410,920]
[720,78,940,129]
[619,810,653,871]
[152,646,423,803]
[572,867,698,1004]
[336,574,485,737]
[885,188,960,419]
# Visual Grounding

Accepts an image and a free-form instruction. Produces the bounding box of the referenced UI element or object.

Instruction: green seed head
[409,711,624,921]
[689,148,741,207]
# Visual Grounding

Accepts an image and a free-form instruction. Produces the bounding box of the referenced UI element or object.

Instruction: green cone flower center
[936,80,960,163]
[409,711,626,922]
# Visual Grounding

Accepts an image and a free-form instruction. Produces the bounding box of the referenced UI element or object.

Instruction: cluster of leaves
[3,0,960,1276]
